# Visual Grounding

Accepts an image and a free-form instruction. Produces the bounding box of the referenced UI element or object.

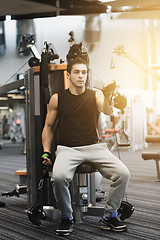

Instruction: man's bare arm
[95,89,113,115]
[42,94,58,166]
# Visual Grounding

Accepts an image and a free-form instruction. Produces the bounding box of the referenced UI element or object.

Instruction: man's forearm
[42,126,53,153]
[103,93,113,115]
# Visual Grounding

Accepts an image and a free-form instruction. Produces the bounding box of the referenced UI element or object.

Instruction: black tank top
[57,88,99,147]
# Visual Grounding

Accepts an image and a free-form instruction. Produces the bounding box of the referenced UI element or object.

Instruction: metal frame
[0,79,24,96]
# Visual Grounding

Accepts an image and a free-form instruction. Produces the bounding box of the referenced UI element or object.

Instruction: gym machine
[0,41,134,224]
[25,42,134,225]
[25,43,104,224]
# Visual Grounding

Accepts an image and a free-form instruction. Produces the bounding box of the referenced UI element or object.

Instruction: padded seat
[76,162,96,174]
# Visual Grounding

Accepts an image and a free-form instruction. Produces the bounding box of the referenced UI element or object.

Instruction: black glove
[113,93,127,110]
[41,151,52,172]
[102,80,117,97]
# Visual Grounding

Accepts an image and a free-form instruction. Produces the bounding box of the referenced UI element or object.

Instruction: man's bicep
[95,90,105,111]
[46,108,57,127]
[96,90,113,115]
[45,94,58,127]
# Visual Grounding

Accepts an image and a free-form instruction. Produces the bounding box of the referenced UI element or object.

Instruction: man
[41,57,130,236]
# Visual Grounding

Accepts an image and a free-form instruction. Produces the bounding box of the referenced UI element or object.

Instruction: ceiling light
[0,106,8,110]
[99,0,116,2]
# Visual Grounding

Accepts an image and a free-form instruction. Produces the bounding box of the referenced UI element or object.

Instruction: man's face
[68,63,88,88]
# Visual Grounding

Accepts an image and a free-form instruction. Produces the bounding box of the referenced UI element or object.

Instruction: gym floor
[0,140,160,240]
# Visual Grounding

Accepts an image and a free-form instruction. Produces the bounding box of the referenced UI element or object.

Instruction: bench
[142,152,160,182]
[142,135,160,182]
[15,169,27,185]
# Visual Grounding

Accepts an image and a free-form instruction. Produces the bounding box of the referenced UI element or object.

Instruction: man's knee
[51,172,72,185]
[119,166,130,183]
[111,165,130,184]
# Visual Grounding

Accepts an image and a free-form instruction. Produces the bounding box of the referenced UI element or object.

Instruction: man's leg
[79,143,130,231]
[51,145,84,235]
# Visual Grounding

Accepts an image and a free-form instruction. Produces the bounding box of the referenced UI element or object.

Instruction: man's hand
[41,152,52,173]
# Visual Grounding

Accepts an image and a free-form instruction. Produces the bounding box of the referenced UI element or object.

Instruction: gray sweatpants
[51,143,130,219]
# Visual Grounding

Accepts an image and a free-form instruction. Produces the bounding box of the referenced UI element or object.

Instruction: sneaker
[56,216,74,236]
[100,215,127,232]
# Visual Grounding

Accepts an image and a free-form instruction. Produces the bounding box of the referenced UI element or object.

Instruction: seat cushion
[76,163,96,174]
